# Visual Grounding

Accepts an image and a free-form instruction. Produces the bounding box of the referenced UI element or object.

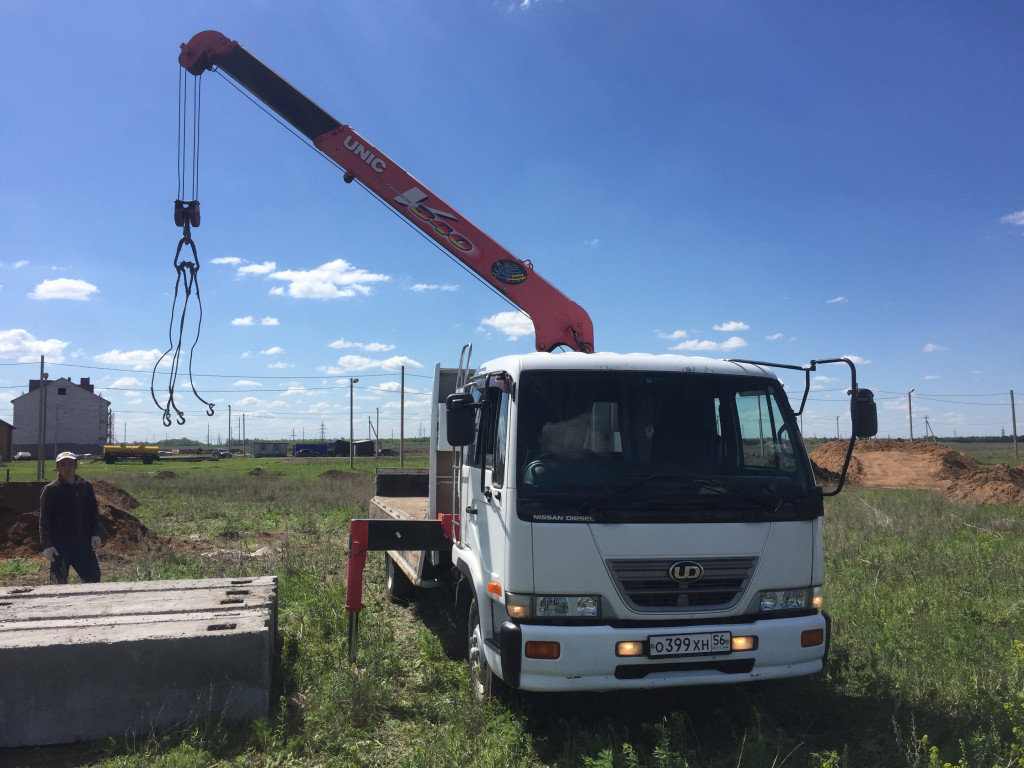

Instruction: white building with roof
[12,377,110,459]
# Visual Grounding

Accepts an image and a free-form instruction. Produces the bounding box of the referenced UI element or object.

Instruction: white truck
[353,349,875,696]
[179,32,877,696]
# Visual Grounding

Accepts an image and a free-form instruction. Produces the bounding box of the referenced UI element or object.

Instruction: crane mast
[179,31,594,353]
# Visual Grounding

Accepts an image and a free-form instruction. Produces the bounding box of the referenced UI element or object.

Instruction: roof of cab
[472,351,780,379]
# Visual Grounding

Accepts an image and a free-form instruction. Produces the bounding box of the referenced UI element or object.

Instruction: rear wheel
[466,595,506,701]
[384,553,415,604]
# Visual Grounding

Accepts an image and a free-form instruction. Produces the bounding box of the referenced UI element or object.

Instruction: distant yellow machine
[102,443,160,465]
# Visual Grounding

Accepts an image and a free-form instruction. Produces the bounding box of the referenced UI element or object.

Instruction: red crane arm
[179,31,594,353]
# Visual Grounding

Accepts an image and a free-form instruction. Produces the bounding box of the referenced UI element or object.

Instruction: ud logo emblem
[668,561,704,583]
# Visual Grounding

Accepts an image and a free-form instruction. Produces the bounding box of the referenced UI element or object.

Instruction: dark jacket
[39,475,101,548]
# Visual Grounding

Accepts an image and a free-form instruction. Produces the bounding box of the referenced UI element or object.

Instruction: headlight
[506,593,601,620]
[759,585,823,612]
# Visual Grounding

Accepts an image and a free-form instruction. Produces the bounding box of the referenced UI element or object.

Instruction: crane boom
[179,30,595,353]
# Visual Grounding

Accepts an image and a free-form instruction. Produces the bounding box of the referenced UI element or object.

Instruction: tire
[384,553,415,604]
[466,594,506,701]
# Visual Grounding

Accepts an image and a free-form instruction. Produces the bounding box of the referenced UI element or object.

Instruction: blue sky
[1,1,1022,445]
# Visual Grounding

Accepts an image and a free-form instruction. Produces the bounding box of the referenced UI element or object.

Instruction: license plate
[648,631,731,658]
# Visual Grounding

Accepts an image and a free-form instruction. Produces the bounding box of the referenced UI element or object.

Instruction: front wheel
[466,595,506,701]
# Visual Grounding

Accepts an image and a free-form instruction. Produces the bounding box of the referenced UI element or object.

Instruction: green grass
[3,459,1023,767]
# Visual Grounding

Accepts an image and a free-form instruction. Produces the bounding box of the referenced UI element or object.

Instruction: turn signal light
[801,629,824,648]
[525,641,560,660]
[731,635,756,652]
[616,641,645,657]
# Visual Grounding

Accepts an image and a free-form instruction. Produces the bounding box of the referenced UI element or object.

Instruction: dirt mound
[0,479,160,560]
[810,439,1023,506]
[319,469,356,479]
[947,464,1024,506]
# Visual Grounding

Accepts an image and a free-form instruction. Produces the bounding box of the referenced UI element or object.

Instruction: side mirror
[445,393,477,447]
[851,388,878,438]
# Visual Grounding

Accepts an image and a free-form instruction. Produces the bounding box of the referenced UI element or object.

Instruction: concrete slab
[0,576,277,747]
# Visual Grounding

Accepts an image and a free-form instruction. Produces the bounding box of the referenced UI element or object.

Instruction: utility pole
[36,357,45,481]
[1012,390,1019,461]
[400,366,405,468]
[350,377,359,469]
[908,389,915,441]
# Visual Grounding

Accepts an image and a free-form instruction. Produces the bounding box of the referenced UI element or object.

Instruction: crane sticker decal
[491,259,528,285]
[394,187,476,255]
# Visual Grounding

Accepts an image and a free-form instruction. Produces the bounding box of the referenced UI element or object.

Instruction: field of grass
[2,454,1023,767]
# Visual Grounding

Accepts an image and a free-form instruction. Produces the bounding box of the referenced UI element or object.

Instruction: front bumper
[494,611,829,693]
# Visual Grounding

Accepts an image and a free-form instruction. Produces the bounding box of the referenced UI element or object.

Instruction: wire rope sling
[150,68,215,426]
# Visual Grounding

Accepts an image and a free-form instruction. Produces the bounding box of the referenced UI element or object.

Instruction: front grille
[607,557,757,612]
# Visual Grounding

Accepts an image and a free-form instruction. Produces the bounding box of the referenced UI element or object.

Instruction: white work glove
[91,536,101,550]
[43,547,58,562]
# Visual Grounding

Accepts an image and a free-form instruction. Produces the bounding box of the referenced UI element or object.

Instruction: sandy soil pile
[0,479,162,561]
[810,439,1024,506]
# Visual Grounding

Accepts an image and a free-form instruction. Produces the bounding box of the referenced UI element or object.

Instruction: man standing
[39,451,102,584]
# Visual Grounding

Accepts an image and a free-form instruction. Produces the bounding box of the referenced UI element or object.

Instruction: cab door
[463,382,511,595]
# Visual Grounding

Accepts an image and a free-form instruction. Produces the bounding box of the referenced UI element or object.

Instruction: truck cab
[446,351,840,694]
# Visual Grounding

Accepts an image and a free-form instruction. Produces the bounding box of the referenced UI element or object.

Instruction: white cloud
[0,329,69,362]
[766,332,784,341]
[924,374,943,380]
[268,259,389,299]
[324,355,424,375]
[1000,209,1024,226]
[267,361,292,369]
[713,321,749,332]
[478,311,533,341]
[14,260,28,269]
[333,354,378,371]
[923,343,947,352]
[584,238,600,247]
[410,283,458,292]
[261,316,279,326]
[670,336,748,352]
[28,278,99,301]
[283,385,308,397]
[328,338,394,352]
[656,330,688,340]
[381,355,423,372]
[842,355,870,364]
[232,316,255,326]
[110,376,144,389]
[234,380,261,387]
[259,346,284,356]
[239,261,277,277]
[95,348,163,370]
[826,296,847,304]
[211,256,242,265]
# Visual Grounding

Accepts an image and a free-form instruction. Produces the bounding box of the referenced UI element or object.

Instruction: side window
[735,390,796,471]
[493,391,510,487]
[470,388,489,468]
[470,387,505,474]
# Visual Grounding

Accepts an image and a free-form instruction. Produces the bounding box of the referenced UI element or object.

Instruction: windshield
[516,370,815,518]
